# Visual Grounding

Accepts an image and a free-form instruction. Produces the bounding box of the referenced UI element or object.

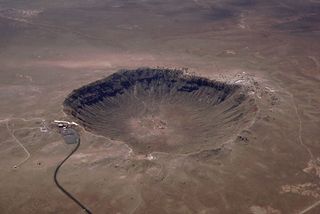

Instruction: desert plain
[0,0,320,213]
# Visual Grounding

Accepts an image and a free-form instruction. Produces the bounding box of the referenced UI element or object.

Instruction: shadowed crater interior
[64,68,256,154]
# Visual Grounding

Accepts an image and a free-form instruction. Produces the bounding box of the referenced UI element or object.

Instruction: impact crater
[64,68,257,154]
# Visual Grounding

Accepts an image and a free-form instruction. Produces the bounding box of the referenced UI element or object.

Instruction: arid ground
[0,0,320,213]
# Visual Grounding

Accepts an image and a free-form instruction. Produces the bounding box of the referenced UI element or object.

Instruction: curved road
[6,121,31,168]
[54,138,92,214]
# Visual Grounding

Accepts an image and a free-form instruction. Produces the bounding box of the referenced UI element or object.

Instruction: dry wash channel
[64,68,256,154]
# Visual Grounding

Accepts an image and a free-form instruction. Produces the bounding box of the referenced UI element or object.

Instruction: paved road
[54,137,92,214]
